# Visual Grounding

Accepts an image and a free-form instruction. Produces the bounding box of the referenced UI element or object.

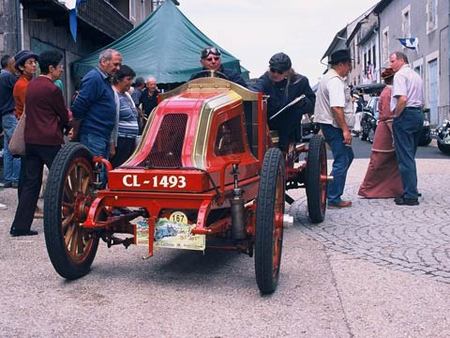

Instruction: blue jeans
[2,114,21,184]
[320,123,354,204]
[79,133,110,186]
[393,108,424,199]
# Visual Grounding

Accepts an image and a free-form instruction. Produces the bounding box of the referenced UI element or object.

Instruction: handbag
[9,113,26,156]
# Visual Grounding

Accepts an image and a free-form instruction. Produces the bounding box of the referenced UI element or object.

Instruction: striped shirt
[117,92,139,138]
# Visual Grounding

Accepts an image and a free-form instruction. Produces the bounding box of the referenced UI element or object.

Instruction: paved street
[0,139,449,337]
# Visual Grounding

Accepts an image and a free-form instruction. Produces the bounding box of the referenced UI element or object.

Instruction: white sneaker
[0,203,7,210]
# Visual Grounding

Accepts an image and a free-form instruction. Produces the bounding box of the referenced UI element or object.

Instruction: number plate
[122,174,187,189]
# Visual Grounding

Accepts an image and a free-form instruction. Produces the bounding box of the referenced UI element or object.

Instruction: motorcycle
[436,120,450,154]
[360,108,377,143]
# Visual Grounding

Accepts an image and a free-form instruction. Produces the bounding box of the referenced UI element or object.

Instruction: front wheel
[44,143,99,280]
[305,135,327,223]
[438,142,450,154]
[255,148,285,295]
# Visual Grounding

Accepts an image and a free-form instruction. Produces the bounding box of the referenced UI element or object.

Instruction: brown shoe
[328,200,352,209]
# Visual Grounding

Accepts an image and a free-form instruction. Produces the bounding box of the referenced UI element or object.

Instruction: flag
[398,37,419,50]
[65,0,87,42]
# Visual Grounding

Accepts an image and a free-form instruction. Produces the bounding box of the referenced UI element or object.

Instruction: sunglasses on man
[270,68,284,75]
[205,56,220,62]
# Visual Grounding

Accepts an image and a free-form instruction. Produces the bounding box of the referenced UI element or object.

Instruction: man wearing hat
[190,46,247,87]
[315,49,354,208]
[251,52,316,150]
[0,54,19,189]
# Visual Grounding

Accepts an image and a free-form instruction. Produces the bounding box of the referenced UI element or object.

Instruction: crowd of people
[0,45,425,236]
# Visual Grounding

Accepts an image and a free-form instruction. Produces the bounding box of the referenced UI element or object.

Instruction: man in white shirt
[315,49,354,208]
[389,51,424,206]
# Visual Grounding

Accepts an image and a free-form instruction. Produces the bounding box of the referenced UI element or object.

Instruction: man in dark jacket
[71,48,122,159]
[190,47,247,88]
[0,54,19,188]
[251,52,316,150]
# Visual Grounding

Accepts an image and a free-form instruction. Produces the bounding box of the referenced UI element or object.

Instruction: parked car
[360,96,431,146]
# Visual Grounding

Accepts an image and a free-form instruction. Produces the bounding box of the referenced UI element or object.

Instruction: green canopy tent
[72,0,249,85]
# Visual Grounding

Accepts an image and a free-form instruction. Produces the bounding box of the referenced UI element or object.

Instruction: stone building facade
[0,0,174,99]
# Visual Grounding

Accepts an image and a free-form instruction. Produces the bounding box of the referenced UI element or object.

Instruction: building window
[426,0,438,33]
[130,0,137,21]
[401,5,411,38]
[382,27,389,65]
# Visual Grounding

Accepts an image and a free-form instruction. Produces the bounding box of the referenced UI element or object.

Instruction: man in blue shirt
[71,48,122,159]
[0,55,19,188]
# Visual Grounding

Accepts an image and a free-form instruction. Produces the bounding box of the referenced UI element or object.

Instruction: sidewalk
[289,157,450,336]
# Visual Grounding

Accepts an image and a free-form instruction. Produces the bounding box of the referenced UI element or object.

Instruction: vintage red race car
[43,76,328,294]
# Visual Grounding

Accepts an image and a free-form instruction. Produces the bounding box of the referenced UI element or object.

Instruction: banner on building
[398,38,419,50]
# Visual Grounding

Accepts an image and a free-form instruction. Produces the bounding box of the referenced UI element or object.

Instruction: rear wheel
[305,135,327,223]
[255,148,285,294]
[44,143,99,280]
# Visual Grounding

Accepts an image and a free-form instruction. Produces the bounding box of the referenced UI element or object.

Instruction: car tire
[305,135,327,223]
[44,143,100,280]
[255,148,285,295]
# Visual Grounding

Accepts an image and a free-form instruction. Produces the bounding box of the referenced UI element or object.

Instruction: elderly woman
[111,65,139,168]
[358,68,403,198]
[10,50,69,236]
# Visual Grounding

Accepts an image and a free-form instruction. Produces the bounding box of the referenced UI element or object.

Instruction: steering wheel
[191,70,230,81]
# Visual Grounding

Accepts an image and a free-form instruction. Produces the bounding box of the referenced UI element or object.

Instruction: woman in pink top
[358,68,403,198]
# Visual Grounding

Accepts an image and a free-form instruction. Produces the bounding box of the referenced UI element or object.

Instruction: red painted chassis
[43,78,327,294]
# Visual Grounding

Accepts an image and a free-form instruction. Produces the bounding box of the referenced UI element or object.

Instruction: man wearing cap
[251,52,315,150]
[71,48,122,161]
[389,51,424,206]
[315,49,354,208]
[0,54,19,189]
[190,46,247,87]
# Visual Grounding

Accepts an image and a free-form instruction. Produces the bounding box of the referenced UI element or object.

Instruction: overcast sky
[180,0,380,84]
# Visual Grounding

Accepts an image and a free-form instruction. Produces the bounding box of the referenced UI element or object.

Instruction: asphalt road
[0,140,449,337]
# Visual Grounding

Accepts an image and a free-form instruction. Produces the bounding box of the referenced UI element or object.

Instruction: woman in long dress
[358,68,403,198]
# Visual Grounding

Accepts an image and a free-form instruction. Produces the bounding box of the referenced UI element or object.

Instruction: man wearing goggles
[190,46,247,88]
[250,52,316,150]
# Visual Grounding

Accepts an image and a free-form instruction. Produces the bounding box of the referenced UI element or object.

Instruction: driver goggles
[201,47,221,59]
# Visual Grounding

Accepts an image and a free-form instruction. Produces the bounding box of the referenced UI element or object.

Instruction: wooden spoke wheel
[255,148,285,294]
[44,143,100,280]
[305,135,327,223]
